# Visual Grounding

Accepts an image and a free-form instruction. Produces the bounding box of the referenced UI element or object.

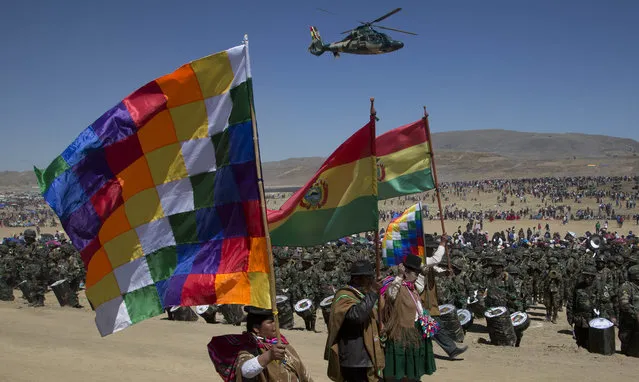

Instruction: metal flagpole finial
[370,98,376,116]
[423,106,429,118]
[243,34,248,44]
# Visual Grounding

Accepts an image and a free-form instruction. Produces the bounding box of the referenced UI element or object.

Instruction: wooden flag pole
[370,98,384,333]
[244,35,281,341]
[370,98,381,281]
[422,106,451,271]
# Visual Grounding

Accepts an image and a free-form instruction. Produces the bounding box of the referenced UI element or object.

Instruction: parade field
[1,294,638,382]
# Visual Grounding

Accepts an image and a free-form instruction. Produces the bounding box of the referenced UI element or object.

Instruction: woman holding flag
[380,254,439,381]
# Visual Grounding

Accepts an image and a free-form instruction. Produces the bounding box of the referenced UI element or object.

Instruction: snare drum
[510,311,530,332]
[458,309,473,331]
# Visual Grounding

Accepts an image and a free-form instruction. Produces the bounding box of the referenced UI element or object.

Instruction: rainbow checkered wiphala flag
[382,203,425,266]
[34,43,271,336]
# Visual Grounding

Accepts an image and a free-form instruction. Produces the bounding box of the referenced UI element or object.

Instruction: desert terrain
[1,290,638,382]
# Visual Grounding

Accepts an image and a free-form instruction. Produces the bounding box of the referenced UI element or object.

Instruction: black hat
[349,259,375,276]
[423,234,439,248]
[403,254,423,272]
[244,306,274,318]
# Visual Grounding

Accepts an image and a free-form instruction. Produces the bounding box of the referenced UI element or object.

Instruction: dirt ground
[1,291,638,382]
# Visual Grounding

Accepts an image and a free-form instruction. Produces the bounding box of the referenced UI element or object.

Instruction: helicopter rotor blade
[316,8,338,16]
[370,8,402,24]
[375,25,418,36]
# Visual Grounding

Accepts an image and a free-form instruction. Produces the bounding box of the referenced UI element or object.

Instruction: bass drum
[457,309,473,331]
[588,318,615,356]
[510,311,530,332]
[219,304,245,326]
[294,298,315,321]
[484,306,516,346]
[276,295,294,329]
[438,304,465,342]
[195,305,219,324]
[168,306,199,322]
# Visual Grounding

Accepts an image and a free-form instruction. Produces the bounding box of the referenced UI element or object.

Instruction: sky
[1,0,638,171]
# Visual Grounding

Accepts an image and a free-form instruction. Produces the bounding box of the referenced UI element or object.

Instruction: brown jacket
[420,267,440,317]
[325,286,384,382]
[235,344,312,382]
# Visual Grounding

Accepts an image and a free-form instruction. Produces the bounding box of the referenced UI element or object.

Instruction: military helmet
[490,257,506,267]
[628,265,639,280]
[581,265,597,276]
[548,257,558,265]
[23,229,37,238]
[451,258,465,270]
[506,265,520,275]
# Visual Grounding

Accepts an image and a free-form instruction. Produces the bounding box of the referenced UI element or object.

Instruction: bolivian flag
[376,119,435,200]
[267,122,378,246]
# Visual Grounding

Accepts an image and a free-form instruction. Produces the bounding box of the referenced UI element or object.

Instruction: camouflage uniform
[484,257,521,312]
[543,258,563,323]
[18,244,48,307]
[594,255,617,323]
[568,266,611,349]
[618,265,639,357]
[506,265,528,312]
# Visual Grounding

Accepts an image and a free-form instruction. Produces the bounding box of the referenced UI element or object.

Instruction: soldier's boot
[545,307,551,321]
[30,294,45,307]
[551,308,558,324]
[304,318,312,331]
[68,292,82,308]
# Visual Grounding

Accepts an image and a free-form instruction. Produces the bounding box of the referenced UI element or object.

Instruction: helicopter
[308,7,417,57]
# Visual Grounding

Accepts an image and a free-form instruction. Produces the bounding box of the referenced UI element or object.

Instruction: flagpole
[244,34,281,341]
[370,98,380,281]
[371,98,384,334]
[422,106,451,271]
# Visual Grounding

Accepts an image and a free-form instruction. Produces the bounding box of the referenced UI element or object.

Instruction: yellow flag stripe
[378,141,431,183]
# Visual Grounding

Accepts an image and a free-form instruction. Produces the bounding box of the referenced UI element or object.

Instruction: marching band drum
[588,317,616,355]
[294,298,315,321]
[320,296,334,325]
[457,309,473,332]
[510,311,530,333]
[276,295,295,329]
[484,306,517,346]
[195,304,219,324]
[439,304,465,342]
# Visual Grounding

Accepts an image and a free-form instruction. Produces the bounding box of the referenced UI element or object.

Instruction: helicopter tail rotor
[308,26,326,56]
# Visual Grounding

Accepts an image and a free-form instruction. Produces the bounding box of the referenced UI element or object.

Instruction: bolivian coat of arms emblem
[300,179,328,210]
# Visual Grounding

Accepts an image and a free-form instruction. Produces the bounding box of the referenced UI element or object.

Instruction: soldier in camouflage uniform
[484,257,521,312]
[450,258,472,309]
[543,257,563,323]
[618,265,639,357]
[298,252,321,331]
[506,265,527,312]
[594,254,618,325]
[0,244,16,301]
[568,265,615,349]
[18,230,48,307]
